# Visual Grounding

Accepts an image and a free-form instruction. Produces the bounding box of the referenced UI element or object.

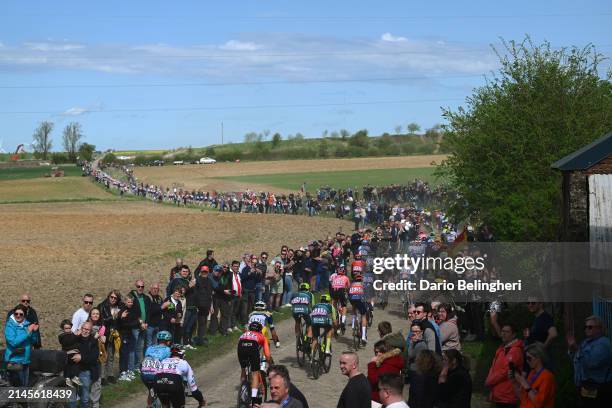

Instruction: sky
[0,1,610,151]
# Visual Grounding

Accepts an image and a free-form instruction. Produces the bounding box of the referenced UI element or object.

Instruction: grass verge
[0,165,82,180]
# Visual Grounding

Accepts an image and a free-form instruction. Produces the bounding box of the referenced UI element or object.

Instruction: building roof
[552,131,612,171]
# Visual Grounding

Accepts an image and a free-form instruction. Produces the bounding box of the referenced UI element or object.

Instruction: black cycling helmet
[248,321,263,332]
[170,344,185,358]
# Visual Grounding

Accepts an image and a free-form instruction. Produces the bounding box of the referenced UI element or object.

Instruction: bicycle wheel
[296,334,305,367]
[352,324,360,350]
[311,345,321,379]
[237,380,250,408]
[260,371,268,402]
[367,308,374,328]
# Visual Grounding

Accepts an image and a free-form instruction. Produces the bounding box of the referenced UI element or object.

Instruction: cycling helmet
[170,344,185,358]
[337,265,346,275]
[353,273,363,281]
[248,321,263,332]
[299,282,310,291]
[320,294,331,303]
[354,252,362,259]
[156,330,172,342]
[254,301,267,311]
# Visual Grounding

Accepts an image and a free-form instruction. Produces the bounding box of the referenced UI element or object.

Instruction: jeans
[90,376,101,408]
[282,275,294,304]
[146,325,158,347]
[196,304,211,339]
[131,328,145,368]
[9,364,29,387]
[68,370,91,408]
[120,334,135,372]
[255,283,264,302]
[183,308,197,343]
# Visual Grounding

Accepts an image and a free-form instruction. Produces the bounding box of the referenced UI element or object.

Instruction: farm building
[551,131,612,339]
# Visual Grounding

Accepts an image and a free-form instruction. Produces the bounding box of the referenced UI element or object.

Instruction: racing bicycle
[237,357,268,408]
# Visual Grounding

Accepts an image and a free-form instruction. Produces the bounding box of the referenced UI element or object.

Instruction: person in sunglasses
[4,304,39,387]
[72,294,95,333]
[7,294,41,349]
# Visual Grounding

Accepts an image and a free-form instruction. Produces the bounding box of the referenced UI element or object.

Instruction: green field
[216,167,439,191]
[112,149,167,156]
[0,177,118,204]
[0,165,82,180]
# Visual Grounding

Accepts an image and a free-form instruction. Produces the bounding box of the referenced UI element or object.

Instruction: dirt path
[118,297,410,408]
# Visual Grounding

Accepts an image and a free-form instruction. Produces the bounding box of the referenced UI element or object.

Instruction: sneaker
[71,376,83,386]
[275,341,280,348]
[361,338,368,346]
[227,327,234,333]
[118,372,130,381]
[282,303,292,308]
[184,344,197,350]
[65,378,74,388]
[233,326,239,331]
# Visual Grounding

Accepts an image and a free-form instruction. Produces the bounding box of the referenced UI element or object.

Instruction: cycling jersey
[237,330,270,372]
[141,345,171,382]
[247,310,274,330]
[290,291,314,316]
[329,273,350,290]
[156,357,198,392]
[310,303,334,326]
[348,282,365,301]
[350,260,366,277]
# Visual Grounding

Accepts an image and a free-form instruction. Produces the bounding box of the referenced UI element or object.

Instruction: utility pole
[221,121,224,145]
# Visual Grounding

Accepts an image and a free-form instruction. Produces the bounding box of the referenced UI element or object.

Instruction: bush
[204,147,216,157]
[349,129,369,148]
[133,155,149,166]
[334,145,350,157]
[51,152,70,164]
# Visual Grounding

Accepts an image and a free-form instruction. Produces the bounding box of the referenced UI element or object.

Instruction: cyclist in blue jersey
[141,330,173,408]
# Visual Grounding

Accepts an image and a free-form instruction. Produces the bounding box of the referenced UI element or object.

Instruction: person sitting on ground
[437,349,472,408]
[58,319,82,387]
[367,340,405,403]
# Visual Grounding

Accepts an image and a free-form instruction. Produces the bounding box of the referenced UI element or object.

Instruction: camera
[508,362,516,379]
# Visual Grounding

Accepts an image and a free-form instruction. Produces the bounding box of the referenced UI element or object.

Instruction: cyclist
[154,344,206,408]
[350,251,366,280]
[141,330,173,408]
[237,321,273,406]
[329,265,350,332]
[309,294,336,356]
[348,273,368,345]
[290,283,315,342]
[247,301,280,348]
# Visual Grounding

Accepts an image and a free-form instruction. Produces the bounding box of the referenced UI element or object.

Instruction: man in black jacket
[194,265,213,345]
[129,279,153,367]
[69,321,101,408]
[147,283,163,345]
[196,249,218,278]
[209,264,232,335]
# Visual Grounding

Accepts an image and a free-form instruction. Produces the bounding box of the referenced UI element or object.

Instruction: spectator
[267,261,284,311]
[268,374,303,408]
[486,320,524,407]
[437,349,472,408]
[512,342,556,408]
[378,321,405,352]
[118,295,139,381]
[438,303,461,351]
[181,273,198,347]
[58,319,82,387]
[194,265,213,345]
[4,304,39,386]
[567,315,612,406]
[240,256,259,324]
[410,349,441,408]
[367,340,405,403]
[268,365,309,408]
[196,249,218,277]
[414,302,442,355]
[337,351,371,408]
[72,293,95,333]
[97,289,122,385]
[524,300,558,349]
[147,283,163,345]
[7,293,42,349]
[377,372,409,408]
[169,257,184,281]
[255,252,269,302]
[129,279,153,367]
[167,265,190,297]
[209,264,232,336]
[230,260,244,330]
[161,287,184,343]
[68,321,101,408]
[87,309,106,402]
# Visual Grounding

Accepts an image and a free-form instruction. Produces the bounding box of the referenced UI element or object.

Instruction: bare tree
[33,121,54,160]
[394,125,402,134]
[62,122,83,161]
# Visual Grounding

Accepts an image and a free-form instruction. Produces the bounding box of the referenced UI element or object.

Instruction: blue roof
[551,132,612,171]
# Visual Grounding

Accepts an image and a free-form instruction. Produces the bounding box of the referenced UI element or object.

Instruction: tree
[272,133,282,148]
[394,125,402,135]
[407,122,421,135]
[349,129,369,148]
[294,132,305,141]
[244,132,259,143]
[78,143,96,162]
[438,37,612,241]
[339,129,350,140]
[33,121,53,160]
[62,122,83,162]
[318,139,329,158]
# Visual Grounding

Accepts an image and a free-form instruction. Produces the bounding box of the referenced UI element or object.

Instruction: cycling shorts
[311,322,332,338]
[237,339,261,372]
[154,373,185,408]
[350,299,368,316]
[329,288,348,307]
[293,313,311,326]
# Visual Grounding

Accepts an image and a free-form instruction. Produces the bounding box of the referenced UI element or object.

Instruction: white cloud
[219,40,260,51]
[24,41,85,52]
[61,107,90,116]
[381,33,408,43]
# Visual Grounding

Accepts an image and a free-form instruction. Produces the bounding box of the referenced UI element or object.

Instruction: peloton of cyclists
[237,321,273,406]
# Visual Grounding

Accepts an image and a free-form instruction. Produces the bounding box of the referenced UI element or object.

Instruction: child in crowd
[58,319,82,387]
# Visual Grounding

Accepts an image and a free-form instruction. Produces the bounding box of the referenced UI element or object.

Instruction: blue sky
[0,1,610,151]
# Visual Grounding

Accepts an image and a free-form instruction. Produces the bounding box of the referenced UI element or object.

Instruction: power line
[0,73,487,90]
[0,97,465,115]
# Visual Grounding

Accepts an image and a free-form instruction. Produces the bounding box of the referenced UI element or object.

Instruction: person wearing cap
[196,249,218,278]
[209,264,232,335]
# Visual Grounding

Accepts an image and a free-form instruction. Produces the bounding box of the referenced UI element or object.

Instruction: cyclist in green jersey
[309,294,337,356]
[290,283,315,338]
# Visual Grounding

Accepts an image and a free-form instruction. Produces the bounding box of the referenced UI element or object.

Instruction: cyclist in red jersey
[329,265,351,331]
[350,252,366,280]
[348,274,369,344]
[237,321,272,405]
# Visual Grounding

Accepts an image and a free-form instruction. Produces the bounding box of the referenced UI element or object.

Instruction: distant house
[552,131,612,339]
